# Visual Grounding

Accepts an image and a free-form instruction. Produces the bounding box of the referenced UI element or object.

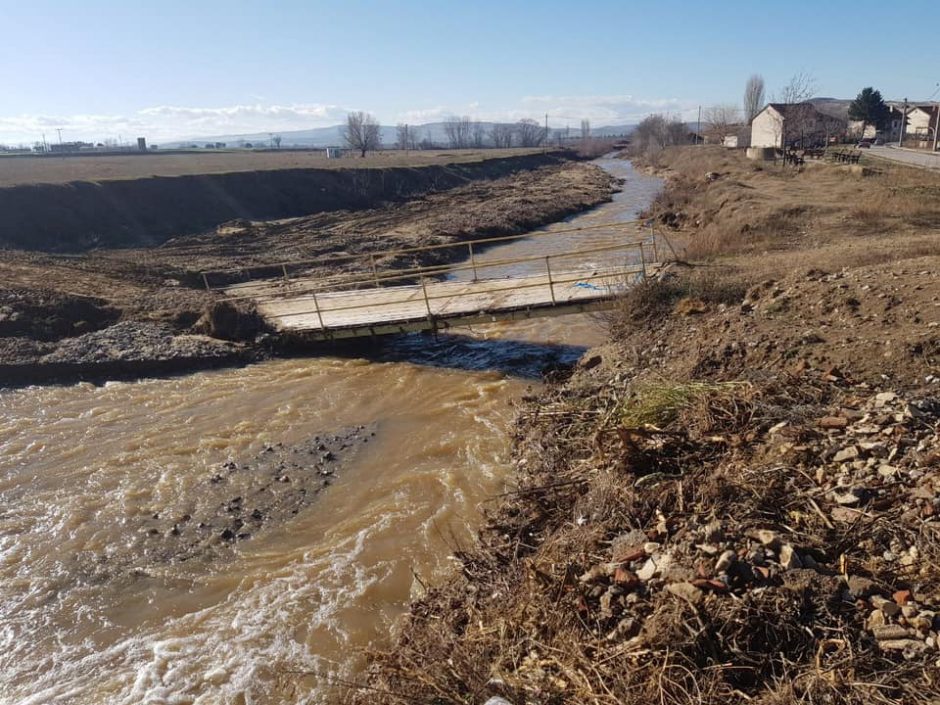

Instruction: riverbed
[0,157,660,705]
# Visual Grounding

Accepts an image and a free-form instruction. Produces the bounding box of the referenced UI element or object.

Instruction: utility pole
[56,128,63,145]
[898,98,908,148]
[933,101,939,153]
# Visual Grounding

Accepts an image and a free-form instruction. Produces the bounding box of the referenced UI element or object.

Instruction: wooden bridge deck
[206,222,670,341]
[254,267,649,340]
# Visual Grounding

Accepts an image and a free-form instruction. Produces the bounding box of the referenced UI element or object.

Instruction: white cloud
[0,95,699,145]
[0,103,352,145]
[394,94,698,128]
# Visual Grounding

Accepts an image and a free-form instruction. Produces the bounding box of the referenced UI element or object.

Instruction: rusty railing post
[468,242,479,281]
[420,277,434,320]
[545,255,556,304]
[638,242,648,282]
[312,291,326,330]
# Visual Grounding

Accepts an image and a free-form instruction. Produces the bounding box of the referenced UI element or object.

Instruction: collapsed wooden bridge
[202,222,671,341]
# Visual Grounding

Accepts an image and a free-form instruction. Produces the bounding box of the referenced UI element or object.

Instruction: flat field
[0,148,548,186]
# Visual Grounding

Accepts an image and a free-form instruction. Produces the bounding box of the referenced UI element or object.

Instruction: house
[905,105,939,141]
[722,125,751,149]
[751,103,846,149]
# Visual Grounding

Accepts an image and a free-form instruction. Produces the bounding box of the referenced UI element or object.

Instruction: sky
[0,0,936,145]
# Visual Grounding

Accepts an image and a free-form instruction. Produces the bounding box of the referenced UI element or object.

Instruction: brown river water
[0,158,660,705]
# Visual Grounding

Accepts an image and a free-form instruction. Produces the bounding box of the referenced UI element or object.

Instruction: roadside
[869,145,940,171]
[0,158,618,386]
[360,147,940,704]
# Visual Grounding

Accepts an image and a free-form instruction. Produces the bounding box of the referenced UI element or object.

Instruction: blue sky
[0,0,935,143]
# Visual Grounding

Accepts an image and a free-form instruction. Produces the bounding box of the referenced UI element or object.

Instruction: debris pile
[362,374,940,704]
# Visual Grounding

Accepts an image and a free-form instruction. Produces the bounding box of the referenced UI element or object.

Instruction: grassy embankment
[360,147,940,704]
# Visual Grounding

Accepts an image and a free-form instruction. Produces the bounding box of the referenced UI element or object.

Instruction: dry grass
[357,372,940,705]
[0,147,550,186]
[603,266,751,339]
[636,147,940,266]
[354,146,940,705]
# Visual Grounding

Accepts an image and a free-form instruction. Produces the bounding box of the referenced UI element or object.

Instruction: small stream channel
[0,157,661,705]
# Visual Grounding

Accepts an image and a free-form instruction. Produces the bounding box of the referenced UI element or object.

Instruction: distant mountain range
[163,121,638,149]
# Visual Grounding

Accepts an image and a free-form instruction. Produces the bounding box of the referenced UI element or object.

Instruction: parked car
[856,140,872,149]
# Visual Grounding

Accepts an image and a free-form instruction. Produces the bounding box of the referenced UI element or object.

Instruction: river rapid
[0,157,660,705]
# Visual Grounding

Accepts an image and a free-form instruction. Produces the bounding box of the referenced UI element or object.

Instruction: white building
[750,103,846,149]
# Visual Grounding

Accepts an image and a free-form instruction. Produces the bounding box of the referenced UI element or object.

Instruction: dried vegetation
[357,148,940,704]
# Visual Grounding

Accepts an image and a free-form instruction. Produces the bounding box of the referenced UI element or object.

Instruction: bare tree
[631,114,689,157]
[443,116,473,149]
[777,71,816,105]
[489,123,514,148]
[343,111,382,157]
[516,118,546,147]
[396,123,416,150]
[470,120,485,148]
[773,72,818,148]
[580,119,591,142]
[703,104,741,143]
[744,74,765,122]
[271,134,282,149]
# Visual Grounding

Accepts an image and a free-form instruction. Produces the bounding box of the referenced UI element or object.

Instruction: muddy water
[0,158,660,705]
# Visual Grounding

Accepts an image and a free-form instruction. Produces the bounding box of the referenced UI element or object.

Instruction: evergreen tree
[848,87,889,139]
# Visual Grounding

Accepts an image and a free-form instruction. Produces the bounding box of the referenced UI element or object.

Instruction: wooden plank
[251,267,649,336]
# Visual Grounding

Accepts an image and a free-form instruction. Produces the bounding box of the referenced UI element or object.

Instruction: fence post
[420,277,434,321]
[649,223,658,263]
[638,242,648,282]
[369,254,379,287]
[281,263,290,284]
[468,242,479,281]
[545,256,556,304]
[312,292,326,330]
[202,272,211,291]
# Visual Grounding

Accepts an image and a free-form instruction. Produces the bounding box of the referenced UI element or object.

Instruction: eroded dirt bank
[0,158,617,384]
[361,147,940,704]
[0,151,567,252]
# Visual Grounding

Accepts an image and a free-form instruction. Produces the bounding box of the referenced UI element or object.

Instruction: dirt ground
[359,148,940,704]
[0,160,616,373]
[0,148,546,186]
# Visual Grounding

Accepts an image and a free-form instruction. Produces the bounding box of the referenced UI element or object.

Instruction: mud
[128,425,376,569]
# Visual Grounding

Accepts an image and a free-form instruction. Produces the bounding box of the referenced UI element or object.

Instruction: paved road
[868,145,940,171]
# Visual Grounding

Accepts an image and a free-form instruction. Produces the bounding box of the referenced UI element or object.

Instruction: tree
[630,114,689,157]
[471,120,485,148]
[443,116,473,149]
[703,104,740,143]
[489,123,514,148]
[777,71,816,105]
[271,134,282,149]
[580,119,591,142]
[848,87,889,139]
[516,118,546,147]
[396,123,416,150]
[744,74,765,122]
[343,111,382,157]
[773,72,818,148]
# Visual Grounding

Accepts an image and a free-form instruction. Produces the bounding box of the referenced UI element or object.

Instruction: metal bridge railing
[199,219,668,295]
[261,238,659,332]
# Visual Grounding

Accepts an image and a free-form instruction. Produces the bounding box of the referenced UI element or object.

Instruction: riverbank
[1,156,618,386]
[361,147,940,704]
